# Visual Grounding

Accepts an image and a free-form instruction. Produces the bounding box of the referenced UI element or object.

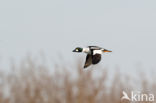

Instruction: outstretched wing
[88,46,103,50]
[84,54,92,68]
[92,54,101,64]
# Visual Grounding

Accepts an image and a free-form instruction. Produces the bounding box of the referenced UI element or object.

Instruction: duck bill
[72,49,76,52]
[103,49,112,52]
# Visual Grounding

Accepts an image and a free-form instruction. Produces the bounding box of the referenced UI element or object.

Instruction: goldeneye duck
[73,46,112,68]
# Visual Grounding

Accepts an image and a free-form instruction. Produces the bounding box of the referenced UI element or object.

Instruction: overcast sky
[0,0,156,73]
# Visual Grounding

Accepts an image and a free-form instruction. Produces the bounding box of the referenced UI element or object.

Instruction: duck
[73,46,112,68]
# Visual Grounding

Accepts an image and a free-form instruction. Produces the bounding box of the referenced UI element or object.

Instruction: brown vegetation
[0,57,155,103]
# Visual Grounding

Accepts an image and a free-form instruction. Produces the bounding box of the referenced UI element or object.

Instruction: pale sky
[0,0,156,73]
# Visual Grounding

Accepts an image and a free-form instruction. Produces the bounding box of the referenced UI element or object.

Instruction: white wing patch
[93,50,102,55]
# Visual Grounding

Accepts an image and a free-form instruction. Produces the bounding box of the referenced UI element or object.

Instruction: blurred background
[0,0,156,103]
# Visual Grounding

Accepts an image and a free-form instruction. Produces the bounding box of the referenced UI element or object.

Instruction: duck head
[73,47,83,53]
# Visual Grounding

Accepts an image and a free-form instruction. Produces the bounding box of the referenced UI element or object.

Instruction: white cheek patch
[76,49,78,51]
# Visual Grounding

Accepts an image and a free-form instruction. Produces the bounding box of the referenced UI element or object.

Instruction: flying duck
[73,46,112,68]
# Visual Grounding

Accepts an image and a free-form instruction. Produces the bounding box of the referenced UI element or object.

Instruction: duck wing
[92,54,101,64]
[88,46,102,50]
[84,54,92,68]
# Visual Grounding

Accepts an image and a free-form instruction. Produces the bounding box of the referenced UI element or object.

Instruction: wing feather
[84,54,92,68]
[92,54,101,64]
[88,46,102,50]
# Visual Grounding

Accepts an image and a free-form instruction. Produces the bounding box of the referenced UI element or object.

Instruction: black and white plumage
[73,46,112,68]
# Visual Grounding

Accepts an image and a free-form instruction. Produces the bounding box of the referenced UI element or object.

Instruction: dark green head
[73,47,83,52]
